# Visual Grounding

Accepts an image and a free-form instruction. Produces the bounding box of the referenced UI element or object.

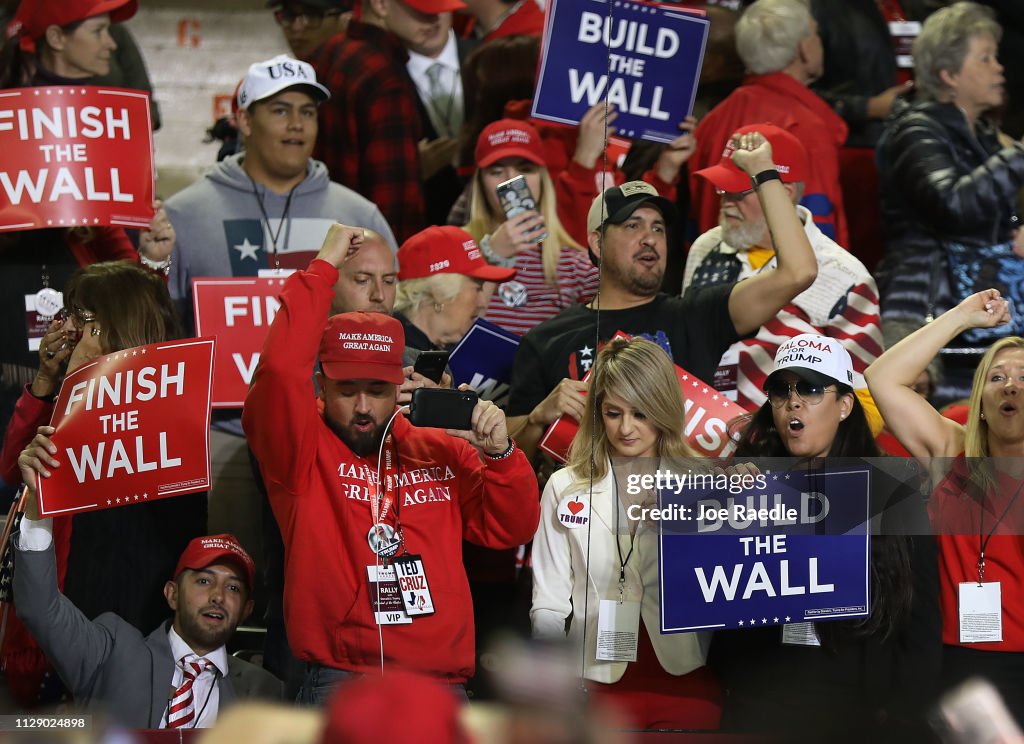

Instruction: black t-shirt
[507,286,737,417]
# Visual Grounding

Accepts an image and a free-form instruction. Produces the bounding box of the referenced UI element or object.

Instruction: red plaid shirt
[311,21,425,243]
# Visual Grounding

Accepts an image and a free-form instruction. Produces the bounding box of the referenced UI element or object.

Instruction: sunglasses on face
[714,187,756,199]
[764,380,838,408]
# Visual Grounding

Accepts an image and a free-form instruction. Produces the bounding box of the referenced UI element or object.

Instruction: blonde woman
[866,288,1024,723]
[394,225,515,349]
[531,337,721,729]
[464,119,599,336]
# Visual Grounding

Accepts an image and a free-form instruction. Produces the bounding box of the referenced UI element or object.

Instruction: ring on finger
[45,350,56,359]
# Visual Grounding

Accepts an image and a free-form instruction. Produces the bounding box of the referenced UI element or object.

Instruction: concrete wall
[124,0,289,197]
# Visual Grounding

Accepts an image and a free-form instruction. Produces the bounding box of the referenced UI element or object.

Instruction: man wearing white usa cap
[166,54,396,330]
[164,55,397,618]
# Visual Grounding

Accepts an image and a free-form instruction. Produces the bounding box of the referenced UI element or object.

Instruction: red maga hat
[174,534,255,590]
[13,0,138,40]
[398,226,517,283]
[319,312,405,384]
[400,0,466,14]
[694,123,808,194]
[474,119,546,168]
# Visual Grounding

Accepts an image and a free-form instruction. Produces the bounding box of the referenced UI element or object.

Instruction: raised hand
[957,288,1012,330]
[316,223,366,268]
[729,130,776,177]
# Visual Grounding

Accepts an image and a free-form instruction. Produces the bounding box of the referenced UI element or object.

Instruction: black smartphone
[496,175,548,243]
[412,349,450,384]
[408,388,477,430]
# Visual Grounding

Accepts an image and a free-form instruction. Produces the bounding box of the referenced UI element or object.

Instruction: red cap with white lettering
[319,311,405,384]
[397,226,517,282]
[12,0,137,40]
[474,119,546,168]
[174,534,255,591]
[694,123,808,194]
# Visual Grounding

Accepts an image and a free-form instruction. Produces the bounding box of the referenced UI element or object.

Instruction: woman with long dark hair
[711,333,941,741]
[1,262,205,706]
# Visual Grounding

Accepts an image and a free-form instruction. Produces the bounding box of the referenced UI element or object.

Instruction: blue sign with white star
[531,0,709,143]
[658,467,871,632]
[223,219,266,276]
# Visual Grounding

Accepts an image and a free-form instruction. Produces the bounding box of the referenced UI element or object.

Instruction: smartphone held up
[496,175,548,244]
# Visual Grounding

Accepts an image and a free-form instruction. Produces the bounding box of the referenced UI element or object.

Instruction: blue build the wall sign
[658,467,871,632]
[447,319,519,407]
[532,0,709,143]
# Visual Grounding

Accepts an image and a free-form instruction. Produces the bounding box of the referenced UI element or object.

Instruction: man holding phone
[242,224,539,705]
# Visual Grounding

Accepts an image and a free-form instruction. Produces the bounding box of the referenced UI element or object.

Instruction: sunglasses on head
[764,379,838,408]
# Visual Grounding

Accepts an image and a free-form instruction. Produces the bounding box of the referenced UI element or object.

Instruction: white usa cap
[237,54,330,111]
[766,333,855,389]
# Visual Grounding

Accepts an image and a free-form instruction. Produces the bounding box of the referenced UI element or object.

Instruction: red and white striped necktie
[166,654,212,728]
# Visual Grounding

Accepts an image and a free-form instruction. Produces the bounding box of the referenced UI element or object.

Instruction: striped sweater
[484,244,599,336]
[683,206,883,412]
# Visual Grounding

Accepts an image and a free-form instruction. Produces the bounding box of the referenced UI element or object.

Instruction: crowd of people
[2,0,1024,740]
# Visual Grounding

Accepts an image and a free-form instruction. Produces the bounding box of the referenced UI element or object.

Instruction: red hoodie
[242,259,539,681]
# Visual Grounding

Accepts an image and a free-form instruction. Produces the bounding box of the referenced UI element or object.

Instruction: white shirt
[17,513,53,551]
[162,627,228,729]
[406,31,464,139]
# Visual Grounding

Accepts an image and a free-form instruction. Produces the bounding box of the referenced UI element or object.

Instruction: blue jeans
[297,664,469,706]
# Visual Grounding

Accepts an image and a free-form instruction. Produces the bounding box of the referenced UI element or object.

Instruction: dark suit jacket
[14,540,282,727]
[411,36,477,225]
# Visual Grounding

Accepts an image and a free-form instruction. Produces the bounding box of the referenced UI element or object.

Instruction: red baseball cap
[694,123,808,194]
[399,0,466,14]
[12,0,137,40]
[321,671,471,744]
[398,226,517,283]
[319,312,405,384]
[475,119,546,168]
[174,534,255,591]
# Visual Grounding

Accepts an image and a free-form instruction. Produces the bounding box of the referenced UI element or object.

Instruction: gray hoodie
[166,153,396,326]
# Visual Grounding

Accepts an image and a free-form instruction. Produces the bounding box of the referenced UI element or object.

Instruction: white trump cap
[237,54,330,111]
[766,333,855,389]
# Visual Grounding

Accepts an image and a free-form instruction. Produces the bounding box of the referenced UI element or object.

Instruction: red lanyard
[875,0,906,22]
[371,434,400,526]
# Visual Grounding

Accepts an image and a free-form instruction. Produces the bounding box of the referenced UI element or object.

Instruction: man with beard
[242,224,539,705]
[11,458,281,727]
[684,124,882,424]
[507,132,819,460]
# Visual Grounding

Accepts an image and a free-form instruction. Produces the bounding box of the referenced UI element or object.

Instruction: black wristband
[484,437,515,460]
[751,169,782,188]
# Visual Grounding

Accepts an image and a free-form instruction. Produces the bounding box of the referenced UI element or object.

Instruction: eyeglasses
[273,7,343,27]
[714,187,756,199]
[764,380,839,408]
[59,306,97,328]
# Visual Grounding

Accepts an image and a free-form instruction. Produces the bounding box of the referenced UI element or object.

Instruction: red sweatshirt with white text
[242,259,539,681]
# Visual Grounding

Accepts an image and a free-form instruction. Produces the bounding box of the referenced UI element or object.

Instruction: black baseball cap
[586,181,676,233]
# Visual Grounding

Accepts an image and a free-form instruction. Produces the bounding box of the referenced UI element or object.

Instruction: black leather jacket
[811,0,937,147]
[875,99,1024,319]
